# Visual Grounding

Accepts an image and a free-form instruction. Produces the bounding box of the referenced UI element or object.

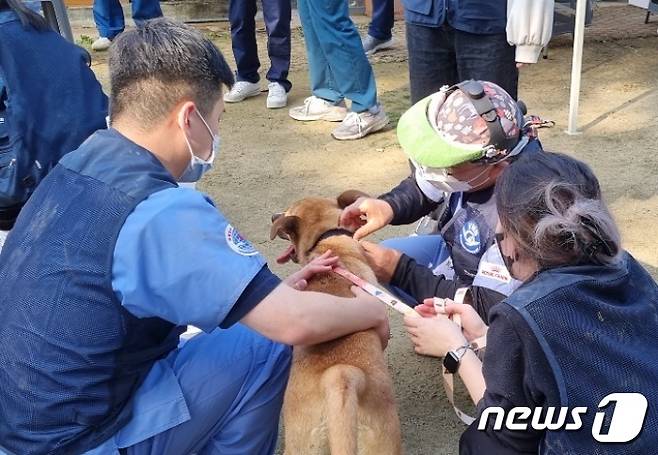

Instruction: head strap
[450,80,520,161]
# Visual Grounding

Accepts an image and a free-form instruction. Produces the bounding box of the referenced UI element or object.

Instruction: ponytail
[533,182,621,267]
[496,151,622,269]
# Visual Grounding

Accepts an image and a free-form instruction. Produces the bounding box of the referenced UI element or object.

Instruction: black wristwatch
[443,343,472,374]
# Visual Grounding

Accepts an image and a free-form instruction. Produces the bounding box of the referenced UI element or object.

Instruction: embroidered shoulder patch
[459,220,482,255]
[225,224,258,256]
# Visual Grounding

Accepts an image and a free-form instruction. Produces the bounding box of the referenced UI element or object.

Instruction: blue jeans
[297,0,378,112]
[228,0,292,91]
[368,0,394,41]
[405,22,518,104]
[93,0,162,39]
[382,234,449,306]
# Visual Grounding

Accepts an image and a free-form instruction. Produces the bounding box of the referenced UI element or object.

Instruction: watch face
[443,351,460,374]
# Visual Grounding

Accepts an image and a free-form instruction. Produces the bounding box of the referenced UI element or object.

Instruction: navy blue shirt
[0,9,108,215]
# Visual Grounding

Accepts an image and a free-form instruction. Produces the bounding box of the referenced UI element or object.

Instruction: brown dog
[270,190,402,455]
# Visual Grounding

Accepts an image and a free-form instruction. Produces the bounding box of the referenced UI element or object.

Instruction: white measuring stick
[332,266,419,317]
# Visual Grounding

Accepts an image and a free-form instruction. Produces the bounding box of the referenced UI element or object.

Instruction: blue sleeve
[112,187,266,333]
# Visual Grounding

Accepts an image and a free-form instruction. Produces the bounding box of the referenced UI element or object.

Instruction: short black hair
[109,18,234,127]
[0,0,48,30]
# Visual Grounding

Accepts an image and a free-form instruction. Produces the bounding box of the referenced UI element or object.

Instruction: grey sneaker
[289,96,348,122]
[362,34,395,55]
[91,37,112,51]
[331,107,389,141]
[224,81,261,103]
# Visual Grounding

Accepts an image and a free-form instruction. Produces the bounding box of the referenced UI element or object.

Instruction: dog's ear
[337,190,370,209]
[270,215,301,241]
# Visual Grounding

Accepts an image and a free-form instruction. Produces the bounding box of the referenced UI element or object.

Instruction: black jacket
[379,175,507,322]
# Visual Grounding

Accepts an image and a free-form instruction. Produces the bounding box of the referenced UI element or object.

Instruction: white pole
[566,0,588,135]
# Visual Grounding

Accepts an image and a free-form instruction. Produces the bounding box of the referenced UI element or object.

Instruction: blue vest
[439,139,544,283]
[0,129,185,455]
[403,0,507,35]
[505,254,658,453]
[0,10,108,225]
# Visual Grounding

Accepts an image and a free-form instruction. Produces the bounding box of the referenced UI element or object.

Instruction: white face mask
[416,164,490,193]
[179,110,220,183]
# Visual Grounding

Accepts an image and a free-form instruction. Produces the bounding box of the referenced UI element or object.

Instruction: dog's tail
[321,364,366,455]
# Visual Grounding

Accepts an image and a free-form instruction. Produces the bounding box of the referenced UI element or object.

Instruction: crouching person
[0,0,108,250]
[0,19,388,455]
[404,151,658,454]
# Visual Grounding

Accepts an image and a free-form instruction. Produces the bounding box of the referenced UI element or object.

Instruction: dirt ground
[80,8,658,453]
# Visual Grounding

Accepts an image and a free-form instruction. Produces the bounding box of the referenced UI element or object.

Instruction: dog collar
[307,228,353,254]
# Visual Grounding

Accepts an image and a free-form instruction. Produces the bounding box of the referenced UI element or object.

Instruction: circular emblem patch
[459,220,481,255]
[225,224,258,256]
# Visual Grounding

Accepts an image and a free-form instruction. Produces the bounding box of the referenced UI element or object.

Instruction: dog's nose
[271,213,283,223]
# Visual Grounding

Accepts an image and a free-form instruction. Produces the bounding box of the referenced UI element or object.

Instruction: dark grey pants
[406,22,518,104]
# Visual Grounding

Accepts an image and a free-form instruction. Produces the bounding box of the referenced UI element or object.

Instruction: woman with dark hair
[404,151,658,453]
[0,0,108,249]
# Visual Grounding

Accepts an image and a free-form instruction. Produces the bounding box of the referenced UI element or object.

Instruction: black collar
[308,228,354,254]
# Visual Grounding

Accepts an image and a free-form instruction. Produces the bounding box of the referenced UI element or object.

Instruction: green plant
[78,34,94,47]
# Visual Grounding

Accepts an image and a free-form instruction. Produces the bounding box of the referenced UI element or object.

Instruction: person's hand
[414,299,439,318]
[350,286,390,349]
[422,298,488,342]
[359,240,402,284]
[283,250,338,290]
[404,312,466,357]
[339,197,394,240]
[516,62,527,69]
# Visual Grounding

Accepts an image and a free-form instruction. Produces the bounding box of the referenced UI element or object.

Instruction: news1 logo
[479,393,648,443]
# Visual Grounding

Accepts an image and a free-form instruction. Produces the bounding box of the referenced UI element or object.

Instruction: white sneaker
[223,81,261,103]
[288,96,348,122]
[266,82,288,109]
[0,229,8,253]
[331,107,389,140]
[91,37,112,51]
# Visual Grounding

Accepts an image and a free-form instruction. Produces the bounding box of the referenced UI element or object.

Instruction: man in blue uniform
[0,19,388,455]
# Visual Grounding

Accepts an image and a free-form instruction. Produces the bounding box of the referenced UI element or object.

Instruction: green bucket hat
[397,81,524,169]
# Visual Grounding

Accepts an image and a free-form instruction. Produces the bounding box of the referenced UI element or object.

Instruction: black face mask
[495,232,517,275]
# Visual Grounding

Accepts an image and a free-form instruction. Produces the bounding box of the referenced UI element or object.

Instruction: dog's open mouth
[277,244,298,264]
